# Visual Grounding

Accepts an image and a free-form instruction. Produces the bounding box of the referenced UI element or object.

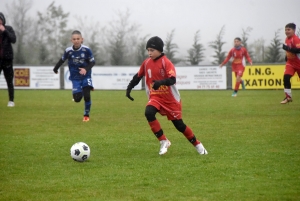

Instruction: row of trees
[5,0,300,66]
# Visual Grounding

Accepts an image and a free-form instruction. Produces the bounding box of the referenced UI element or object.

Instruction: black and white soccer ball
[70,142,90,162]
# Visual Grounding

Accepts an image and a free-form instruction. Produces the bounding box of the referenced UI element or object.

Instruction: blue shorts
[72,78,94,94]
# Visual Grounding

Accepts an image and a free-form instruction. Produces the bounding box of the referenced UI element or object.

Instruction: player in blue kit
[53,30,95,122]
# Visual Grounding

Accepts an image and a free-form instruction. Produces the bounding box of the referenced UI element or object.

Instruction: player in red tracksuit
[220,37,252,97]
[281,23,300,104]
[126,36,208,155]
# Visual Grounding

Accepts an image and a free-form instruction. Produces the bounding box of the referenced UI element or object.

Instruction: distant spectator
[0,12,17,107]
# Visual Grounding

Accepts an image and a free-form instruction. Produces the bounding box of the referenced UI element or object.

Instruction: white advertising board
[176,66,227,89]
[64,67,142,90]
[0,66,60,89]
[0,66,226,90]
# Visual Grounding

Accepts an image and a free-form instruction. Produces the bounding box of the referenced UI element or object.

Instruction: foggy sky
[2,0,300,64]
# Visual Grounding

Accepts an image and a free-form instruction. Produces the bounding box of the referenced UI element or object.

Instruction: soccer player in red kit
[281,23,300,104]
[126,36,208,155]
[220,37,252,97]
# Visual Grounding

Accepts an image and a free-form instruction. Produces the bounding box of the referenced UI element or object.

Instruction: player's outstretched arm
[126,73,142,101]
[53,58,64,74]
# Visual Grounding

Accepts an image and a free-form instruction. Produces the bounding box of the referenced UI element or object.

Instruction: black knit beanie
[146,36,164,52]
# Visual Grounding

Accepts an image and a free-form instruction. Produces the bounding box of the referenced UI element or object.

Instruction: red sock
[157,135,167,141]
[234,81,240,91]
[148,120,167,141]
[183,126,200,146]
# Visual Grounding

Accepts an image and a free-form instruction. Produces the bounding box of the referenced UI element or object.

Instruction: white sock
[284,88,292,97]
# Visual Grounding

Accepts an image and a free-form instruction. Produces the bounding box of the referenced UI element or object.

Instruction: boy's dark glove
[152,80,163,90]
[282,44,291,51]
[53,67,59,74]
[126,88,134,101]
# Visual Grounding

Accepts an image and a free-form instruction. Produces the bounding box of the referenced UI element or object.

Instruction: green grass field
[0,89,299,201]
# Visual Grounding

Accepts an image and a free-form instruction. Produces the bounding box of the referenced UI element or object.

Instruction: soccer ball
[70,142,90,162]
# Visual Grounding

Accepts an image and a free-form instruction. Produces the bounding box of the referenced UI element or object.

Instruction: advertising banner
[176,66,227,89]
[64,67,142,90]
[14,68,30,87]
[0,66,227,90]
[0,66,60,89]
[232,65,300,89]
[63,66,226,90]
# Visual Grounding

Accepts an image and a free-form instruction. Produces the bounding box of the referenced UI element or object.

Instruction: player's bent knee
[73,92,83,102]
[74,98,82,103]
[145,111,156,122]
[172,120,186,133]
[145,106,157,122]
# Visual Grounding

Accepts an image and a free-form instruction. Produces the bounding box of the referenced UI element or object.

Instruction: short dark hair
[72,30,82,35]
[285,23,296,30]
[234,37,241,41]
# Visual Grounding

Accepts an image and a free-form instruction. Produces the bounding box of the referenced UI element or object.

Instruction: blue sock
[84,101,91,116]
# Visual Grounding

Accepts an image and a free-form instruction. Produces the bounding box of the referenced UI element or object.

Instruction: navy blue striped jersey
[62,45,95,80]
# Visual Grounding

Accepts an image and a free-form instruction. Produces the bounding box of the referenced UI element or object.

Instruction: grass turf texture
[0,89,299,201]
